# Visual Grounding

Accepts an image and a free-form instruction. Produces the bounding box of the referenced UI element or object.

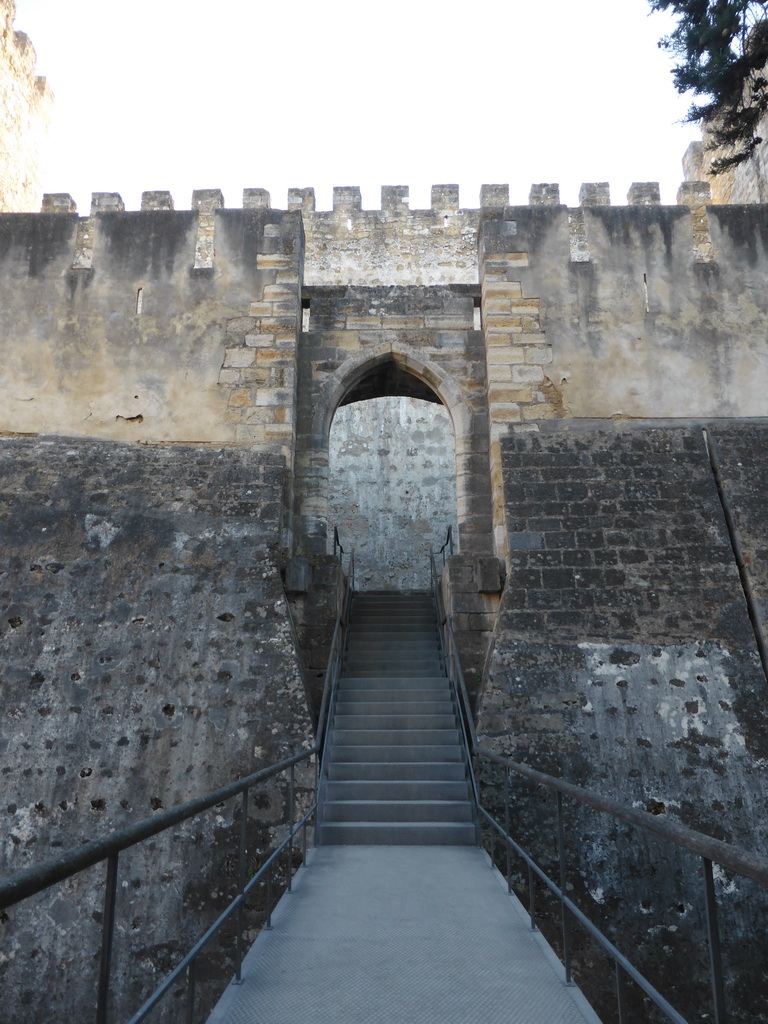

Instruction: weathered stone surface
[477,422,768,1022]
[285,555,312,592]
[0,1,51,213]
[328,397,457,590]
[0,437,314,1023]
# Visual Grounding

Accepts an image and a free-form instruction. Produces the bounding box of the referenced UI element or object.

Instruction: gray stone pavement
[207,845,603,1024]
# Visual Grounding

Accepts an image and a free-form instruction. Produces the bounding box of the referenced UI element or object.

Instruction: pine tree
[651,1,768,170]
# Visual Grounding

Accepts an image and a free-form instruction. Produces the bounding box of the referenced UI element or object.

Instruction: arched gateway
[294,346,494,566]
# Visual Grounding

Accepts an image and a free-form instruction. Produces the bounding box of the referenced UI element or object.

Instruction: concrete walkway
[207,845,602,1024]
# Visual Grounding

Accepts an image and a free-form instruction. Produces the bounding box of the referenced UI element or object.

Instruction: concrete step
[334,713,458,730]
[347,622,438,633]
[328,744,464,762]
[317,822,477,845]
[343,661,442,675]
[341,667,444,677]
[338,677,450,690]
[346,639,440,652]
[324,780,472,801]
[332,728,461,746]
[327,761,468,782]
[335,700,455,715]
[322,800,475,823]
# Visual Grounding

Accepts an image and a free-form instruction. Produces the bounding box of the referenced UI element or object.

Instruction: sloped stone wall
[477,422,768,1021]
[0,437,314,1023]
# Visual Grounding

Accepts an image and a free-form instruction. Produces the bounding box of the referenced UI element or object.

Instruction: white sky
[14,0,701,213]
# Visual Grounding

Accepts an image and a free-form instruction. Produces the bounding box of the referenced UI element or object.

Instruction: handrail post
[185,959,196,1024]
[527,862,537,931]
[703,857,727,1023]
[235,788,248,982]
[557,792,573,985]
[96,851,119,1024]
[287,764,295,894]
[615,962,628,1024]
[504,767,512,893]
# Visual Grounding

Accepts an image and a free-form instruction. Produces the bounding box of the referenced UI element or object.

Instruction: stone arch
[294,345,492,562]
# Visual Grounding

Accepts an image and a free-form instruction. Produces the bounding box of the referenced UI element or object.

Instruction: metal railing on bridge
[0,548,356,1024]
[430,541,768,1024]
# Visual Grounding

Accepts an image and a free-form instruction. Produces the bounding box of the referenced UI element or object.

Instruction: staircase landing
[207,845,602,1024]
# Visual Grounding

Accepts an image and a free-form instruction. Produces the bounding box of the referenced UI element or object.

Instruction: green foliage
[651,1,768,170]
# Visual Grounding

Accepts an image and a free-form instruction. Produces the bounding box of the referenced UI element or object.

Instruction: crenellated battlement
[32,178,724,286]
[41,179,711,216]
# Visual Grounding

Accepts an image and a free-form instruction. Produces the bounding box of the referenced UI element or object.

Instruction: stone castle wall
[0,437,314,1023]
[0,0,52,212]
[477,420,768,1019]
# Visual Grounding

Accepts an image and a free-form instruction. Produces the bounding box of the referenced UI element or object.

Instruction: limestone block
[381,185,409,211]
[578,182,610,206]
[243,188,271,208]
[91,192,124,213]
[224,348,255,368]
[141,191,174,211]
[474,556,504,593]
[627,182,661,206]
[288,188,315,212]
[529,183,560,206]
[285,556,312,593]
[333,186,362,211]
[480,184,509,208]
[192,189,225,213]
[41,193,76,213]
[676,181,712,205]
[432,184,460,210]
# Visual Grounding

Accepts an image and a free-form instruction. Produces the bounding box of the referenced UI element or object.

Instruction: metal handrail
[428,551,768,1024]
[0,549,358,1024]
[316,550,355,828]
[436,524,454,567]
[429,550,479,815]
[0,747,314,913]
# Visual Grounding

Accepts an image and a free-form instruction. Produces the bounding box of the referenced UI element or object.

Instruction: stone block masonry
[0,0,52,213]
[0,437,314,1024]
[477,421,768,1022]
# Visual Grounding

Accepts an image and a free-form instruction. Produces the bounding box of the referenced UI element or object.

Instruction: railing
[316,548,355,829]
[0,553,356,1024]
[429,548,479,821]
[332,525,355,588]
[434,524,454,567]
[429,548,768,1024]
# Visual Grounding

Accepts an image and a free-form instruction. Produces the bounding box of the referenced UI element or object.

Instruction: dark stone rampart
[0,436,314,1023]
[478,422,768,1021]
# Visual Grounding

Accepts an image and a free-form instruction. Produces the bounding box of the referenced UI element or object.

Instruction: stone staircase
[318,591,477,845]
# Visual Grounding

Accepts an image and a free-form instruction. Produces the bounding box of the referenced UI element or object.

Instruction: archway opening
[329,390,457,591]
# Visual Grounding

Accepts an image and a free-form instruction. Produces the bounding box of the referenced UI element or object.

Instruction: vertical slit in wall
[703,427,768,685]
[136,288,143,315]
[302,299,310,333]
[473,296,481,332]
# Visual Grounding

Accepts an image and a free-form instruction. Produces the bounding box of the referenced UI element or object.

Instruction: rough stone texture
[0,206,303,461]
[328,397,457,591]
[0,437,314,1024]
[0,0,52,213]
[300,185,483,287]
[294,284,494,563]
[477,422,768,1022]
[682,69,768,204]
[708,421,768,656]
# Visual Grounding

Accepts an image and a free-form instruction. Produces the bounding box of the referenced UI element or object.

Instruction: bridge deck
[207,845,602,1024]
